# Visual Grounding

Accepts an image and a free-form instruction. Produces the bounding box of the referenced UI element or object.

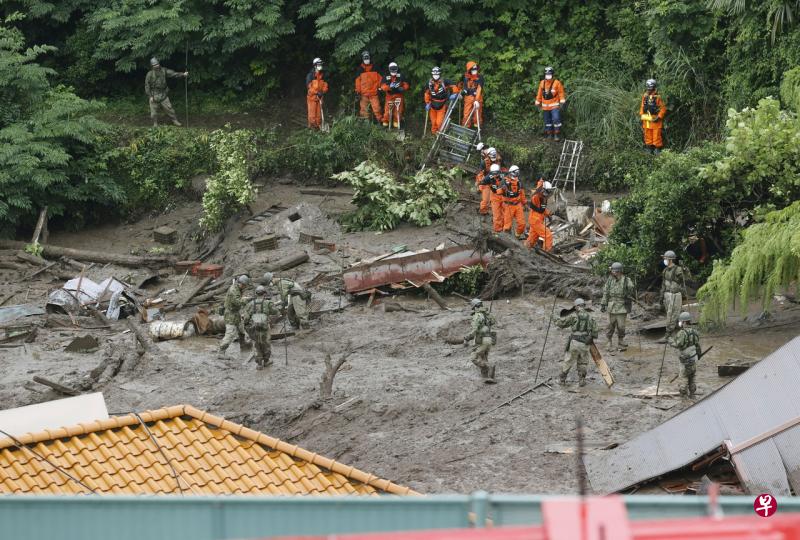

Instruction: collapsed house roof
[584,336,800,495]
[0,404,415,496]
[343,245,491,294]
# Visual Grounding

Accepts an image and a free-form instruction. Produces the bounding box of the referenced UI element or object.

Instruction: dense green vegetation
[2,1,800,310]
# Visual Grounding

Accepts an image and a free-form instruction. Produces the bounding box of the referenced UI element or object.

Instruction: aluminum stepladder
[551,139,584,197]
[421,93,481,172]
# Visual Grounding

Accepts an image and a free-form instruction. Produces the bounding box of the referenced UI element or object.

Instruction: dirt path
[1,181,798,495]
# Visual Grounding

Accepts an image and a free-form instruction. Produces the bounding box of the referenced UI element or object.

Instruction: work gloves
[425,103,431,111]
[449,93,458,100]
[600,305,607,313]
[473,101,480,108]
[316,92,323,98]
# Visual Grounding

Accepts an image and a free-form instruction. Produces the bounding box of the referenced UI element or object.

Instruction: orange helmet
[466,61,478,73]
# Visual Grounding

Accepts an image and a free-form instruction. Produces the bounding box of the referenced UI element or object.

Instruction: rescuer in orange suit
[459,61,484,128]
[488,163,506,232]
[526,181,554,251]
[640,78,667,154]
[502,165,526,239]
[424,66,458,134]
[355,51,382,122]
[474,144,502,215]
[306,57,329,130]
[381,62,409,128]
[535,66,566,140]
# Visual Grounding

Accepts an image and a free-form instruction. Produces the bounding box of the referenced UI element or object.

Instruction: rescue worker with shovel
[535,66,566,140]
[554,298,598,387]
[424,66,459,134]
[463,298,497,383]
[242,285,280,369]
[601,262,635,351]
[486,163,506,232]
[145,57,188,127]
[668,312,701,398]
[355,51,382,122]
[381,62,409,128]
[640,79,666,154]
[306,57,329,130]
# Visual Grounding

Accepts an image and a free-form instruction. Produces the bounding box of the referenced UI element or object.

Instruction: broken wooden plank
[590,343,615,388]
[421,282,449,310]
[126,318,159,355]
[177,276,212,310]
[15,251,47,266]
[30,207,48,245]
[33,376,80,396]
[298,188,352,197]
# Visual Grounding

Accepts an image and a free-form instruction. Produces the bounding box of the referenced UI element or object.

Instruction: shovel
[319,97,330,133]
[393,98,406,141]
[423,107,429,138]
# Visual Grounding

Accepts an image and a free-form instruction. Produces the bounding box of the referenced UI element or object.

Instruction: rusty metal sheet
[343,245,491,294]
[584,335,800,495]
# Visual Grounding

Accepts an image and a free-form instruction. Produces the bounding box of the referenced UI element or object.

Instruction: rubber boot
[578,377,587,387]
[618,337,628,351]
[653,147,661,156]
[554,132,561,142]
[479,366,489,380]
[484,365,497,384]
[152,118,158,127]
[558,374,567,385]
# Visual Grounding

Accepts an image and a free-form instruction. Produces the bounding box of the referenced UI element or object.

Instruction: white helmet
[476,142,485,151]
[487,147,497,159]
[489,163,501,174]
[431,66,441,76]
[542,181,553,190]
[312,57,323,65]
[388,62,399,73]
[508,165,520,175]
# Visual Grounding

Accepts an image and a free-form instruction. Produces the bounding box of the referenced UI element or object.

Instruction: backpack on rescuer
[250,299,269,330]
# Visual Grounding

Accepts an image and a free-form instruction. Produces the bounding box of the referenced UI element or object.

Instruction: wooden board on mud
[590,343,615,388]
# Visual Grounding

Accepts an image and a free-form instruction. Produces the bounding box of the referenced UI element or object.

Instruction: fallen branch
[0,240,176,267]
[33,376,80,396]
[420,282,449,310]
[177,276,212,309]
[15,251,47,266]
[319,342,352,400]
[125,318,159,355]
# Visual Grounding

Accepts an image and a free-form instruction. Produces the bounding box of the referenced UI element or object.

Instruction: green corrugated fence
[1,493,798,540]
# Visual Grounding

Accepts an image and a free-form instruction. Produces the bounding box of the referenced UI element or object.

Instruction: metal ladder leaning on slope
[551,139,584,196]
[421,93,480,172]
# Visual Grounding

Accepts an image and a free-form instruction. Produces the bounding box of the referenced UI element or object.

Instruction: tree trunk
[0,240,176,267]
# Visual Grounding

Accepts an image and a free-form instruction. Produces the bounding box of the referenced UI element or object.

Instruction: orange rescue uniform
[640,92,666,148]
[475,151,502,215]
[489,172,506,232]
[424,78,458,134]
[381,73,409,127]
[501,177,526,236]
[355,63,382,121]
[526,188,553,251]
[306,69,329,130]
[460,61,484,128]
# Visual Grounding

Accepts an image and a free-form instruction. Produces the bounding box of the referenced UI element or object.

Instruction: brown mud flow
[1,181,798,494]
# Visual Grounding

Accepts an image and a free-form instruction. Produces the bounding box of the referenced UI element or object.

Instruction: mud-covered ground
[1,180,798,495]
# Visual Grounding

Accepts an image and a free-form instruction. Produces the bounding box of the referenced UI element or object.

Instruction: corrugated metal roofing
[584,335,800,495]
[0,404,415,496]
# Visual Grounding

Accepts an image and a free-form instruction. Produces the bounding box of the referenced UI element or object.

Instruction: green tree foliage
[699,201,800,323]
[0,19,122,234]
[780,66,800,113]
[201,127,256,231]
[599,97,800,282]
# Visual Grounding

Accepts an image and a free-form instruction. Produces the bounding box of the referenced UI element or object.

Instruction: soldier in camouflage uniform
[218,275,250,359]
[668,311,701,398]
[263,272,311,329]
[600,261,635,351]
[145,57,188,127]
[660,250,688,340]
[463,298,497,383]
[242,286,280,369]
[554,298,598,387]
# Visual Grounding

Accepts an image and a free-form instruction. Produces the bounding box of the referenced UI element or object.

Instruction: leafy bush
[334,161,457,231]
[780,66,800,114]
[107,127,213,216]
[201,128,256,231]
[432,265,487,296]
[699,201,800,324]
